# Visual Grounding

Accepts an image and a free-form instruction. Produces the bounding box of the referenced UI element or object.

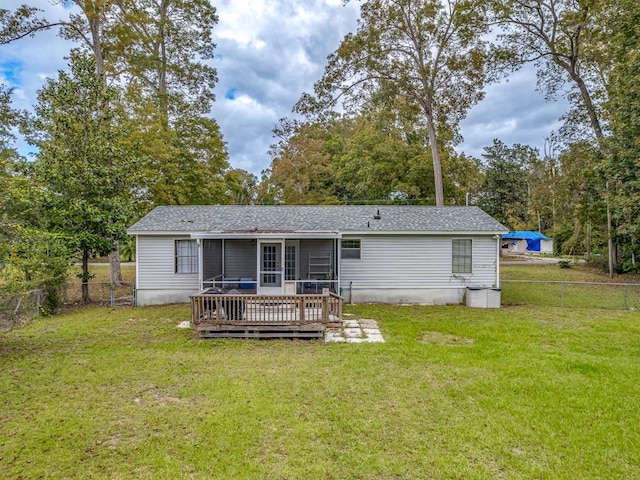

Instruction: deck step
[196,323,326,339]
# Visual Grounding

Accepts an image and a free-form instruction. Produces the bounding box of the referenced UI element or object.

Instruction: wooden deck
[190,291,343,339]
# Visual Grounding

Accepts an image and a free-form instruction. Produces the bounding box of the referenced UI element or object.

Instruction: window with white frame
[452,239,472,273]
[175,239,198,274]
[341,239,361,259]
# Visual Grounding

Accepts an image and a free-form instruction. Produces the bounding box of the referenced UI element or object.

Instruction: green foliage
[225,168,259,205]
[102,0,229,206]
[262,111,484,206]
[1,84,70,309]
[477,139,535,228]
[1,227,72,313]
[605,0,640,261]
[0,4,54,46]
[24,54,146,302]
[44,0,229,207]
[119,235,136,262]
[493,0,608,141]
[298,0,491,205]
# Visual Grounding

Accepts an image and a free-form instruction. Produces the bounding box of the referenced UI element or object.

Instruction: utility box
[466,287,501,309]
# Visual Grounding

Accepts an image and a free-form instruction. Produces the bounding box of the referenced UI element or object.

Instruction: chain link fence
[0,289,44,331]
[501,280,640,310]
[59,282,135,307]
[1,282,135,331]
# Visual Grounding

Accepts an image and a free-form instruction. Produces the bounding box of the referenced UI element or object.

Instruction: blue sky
[1,0,568,174]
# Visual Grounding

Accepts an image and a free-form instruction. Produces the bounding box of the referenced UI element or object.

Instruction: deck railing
[201,276,339,295]
[190,290,343,326]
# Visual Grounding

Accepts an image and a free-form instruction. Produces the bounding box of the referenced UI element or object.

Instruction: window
[341,239,361,259]
[452,239,472,274]
[175,239,198,274]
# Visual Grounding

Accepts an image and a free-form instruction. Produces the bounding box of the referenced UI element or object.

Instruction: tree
[25,54,146,303]
[1,84,72,313]
[493,0,609,143]
[604,0,640,272]
[297,0,489,206]
[0,84,23,269]
[264,119,339,205]
[477,140,535,229]
[224,169,258,205]
[0,5,63,45]
[2,1,229,204]
[551,141,606,256]
[103,0,217,118]
[101,0,229,206]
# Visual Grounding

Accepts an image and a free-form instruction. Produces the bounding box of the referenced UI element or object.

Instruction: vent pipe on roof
[373,209,381,220]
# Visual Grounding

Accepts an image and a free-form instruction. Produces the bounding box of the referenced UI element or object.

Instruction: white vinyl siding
[136,235,199,290]
[339,235,497,289]
[175,239,198,274]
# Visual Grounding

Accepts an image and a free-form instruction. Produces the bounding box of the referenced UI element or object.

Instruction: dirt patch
[421,331,474,346]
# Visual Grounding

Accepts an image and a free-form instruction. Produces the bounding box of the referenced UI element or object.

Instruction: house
[501,231,553,254]
[127,205,508,307]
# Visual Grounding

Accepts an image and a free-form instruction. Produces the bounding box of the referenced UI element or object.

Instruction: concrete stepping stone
[324,318,385,343]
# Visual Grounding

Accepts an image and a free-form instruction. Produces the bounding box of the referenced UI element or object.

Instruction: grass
[2,303,640,479]
[68,264,136,284]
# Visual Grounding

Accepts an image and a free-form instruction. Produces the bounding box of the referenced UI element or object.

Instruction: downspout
[496,235,501,288]
[134,235,139,306]
[335,238,339,295]
[221,239,225,280]
[197,238,203,291]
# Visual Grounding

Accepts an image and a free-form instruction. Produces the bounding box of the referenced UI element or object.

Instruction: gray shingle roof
[128,205,508,234]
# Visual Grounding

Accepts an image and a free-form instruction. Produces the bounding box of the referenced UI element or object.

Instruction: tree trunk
[607,194,615,278]
[425,110,444,206]
[109,249,123,286]
[570,71,604,141]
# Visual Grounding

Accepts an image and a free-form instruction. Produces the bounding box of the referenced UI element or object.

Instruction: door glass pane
[263,245,276,284]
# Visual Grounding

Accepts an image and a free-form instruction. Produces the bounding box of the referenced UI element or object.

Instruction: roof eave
[343,229,509,235]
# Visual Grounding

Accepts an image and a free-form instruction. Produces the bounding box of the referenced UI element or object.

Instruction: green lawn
[501,263,640,309]
[2,303,640,479]
[69,264,136,284]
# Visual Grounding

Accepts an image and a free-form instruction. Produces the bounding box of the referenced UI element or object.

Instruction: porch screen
[452,239,472,274]
[175,239,198,274]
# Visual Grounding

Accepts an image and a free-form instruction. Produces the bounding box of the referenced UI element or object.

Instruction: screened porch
[197,237,341,296]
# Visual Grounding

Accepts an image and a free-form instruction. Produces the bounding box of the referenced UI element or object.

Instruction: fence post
[299,297,305,322]
[624,284,628,310]
[36,290,42,317]
[560,282,564,307]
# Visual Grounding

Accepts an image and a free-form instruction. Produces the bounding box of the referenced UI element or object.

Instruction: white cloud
[211,0,360,173]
